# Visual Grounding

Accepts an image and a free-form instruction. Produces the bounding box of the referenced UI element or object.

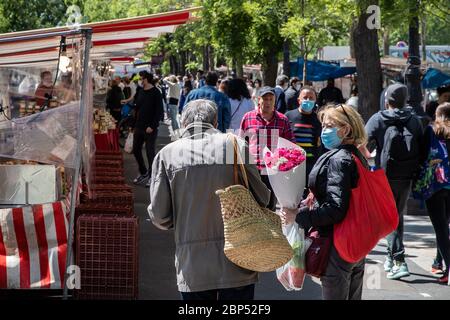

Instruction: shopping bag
[216,135,293,272]
[333,156,399,263]
[124,132,133,154]
[276,223,312,291]
[305,228,332,278]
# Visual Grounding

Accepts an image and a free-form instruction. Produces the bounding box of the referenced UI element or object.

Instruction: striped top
[285,109,322,172]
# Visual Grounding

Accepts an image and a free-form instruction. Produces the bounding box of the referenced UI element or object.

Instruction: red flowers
[264,148,306,172]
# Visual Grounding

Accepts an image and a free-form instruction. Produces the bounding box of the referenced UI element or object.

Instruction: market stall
[0,7,199,299]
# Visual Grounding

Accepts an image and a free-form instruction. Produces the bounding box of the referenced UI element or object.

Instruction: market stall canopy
[0,7,200,66]
[422,68,450,89]
[289,58,356,81]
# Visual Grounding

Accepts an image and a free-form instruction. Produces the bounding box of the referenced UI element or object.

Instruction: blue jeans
[180,284,255,301]
[169,104,179,131]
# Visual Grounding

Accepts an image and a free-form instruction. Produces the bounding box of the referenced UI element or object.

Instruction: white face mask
[138,80,143,87]
[295,84,301,91]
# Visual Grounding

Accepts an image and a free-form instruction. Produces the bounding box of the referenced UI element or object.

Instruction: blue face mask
[301,100,315,112]
[321,127,343,150]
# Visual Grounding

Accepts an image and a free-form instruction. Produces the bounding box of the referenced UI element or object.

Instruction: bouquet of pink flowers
[263,138,307,209]
[264,148,306,172]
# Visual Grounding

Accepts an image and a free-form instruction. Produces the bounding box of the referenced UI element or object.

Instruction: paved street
[127,122,450,300]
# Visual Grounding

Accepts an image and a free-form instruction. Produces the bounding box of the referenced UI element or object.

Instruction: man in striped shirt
[240,86,296,210]
[285,87,323,182]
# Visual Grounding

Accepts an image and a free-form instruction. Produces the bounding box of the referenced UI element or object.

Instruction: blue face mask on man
[301,100,315,112]
[321,127,343,150]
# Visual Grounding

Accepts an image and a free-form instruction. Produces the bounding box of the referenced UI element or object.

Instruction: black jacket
[296,145,368,236]
[106,85,124,111]
[365,107,424,171]
[274,86,287,114]
[284,86,299,111]
[134,86,164,131]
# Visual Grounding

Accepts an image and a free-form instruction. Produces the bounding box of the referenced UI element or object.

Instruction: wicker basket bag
[215,135,293,272]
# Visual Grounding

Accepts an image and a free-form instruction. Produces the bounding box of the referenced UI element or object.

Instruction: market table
[94,133,110,151]
[95,129,119,151]
[107,128,120,151]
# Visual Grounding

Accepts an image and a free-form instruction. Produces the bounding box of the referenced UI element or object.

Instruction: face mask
[295,84,301,91]
[138,80,143,87]
[301,100,315,112]
[321,127,343,150]
[283,84,289,90]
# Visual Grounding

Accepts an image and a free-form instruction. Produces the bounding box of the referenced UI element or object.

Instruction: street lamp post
[405,1,425,116]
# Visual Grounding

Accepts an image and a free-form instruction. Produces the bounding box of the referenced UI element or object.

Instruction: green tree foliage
[0,0,68,32]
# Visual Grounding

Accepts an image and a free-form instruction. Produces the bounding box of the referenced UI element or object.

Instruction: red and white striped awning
[0,7,200,66]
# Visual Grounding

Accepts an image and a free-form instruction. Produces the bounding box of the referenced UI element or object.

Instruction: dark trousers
[321,245,365,300]
[386,179,412,262]
[110,109,122,122]
[132,128,158,176]
[426,189,450,275]
[180,284,255,301]
[260,174,277,211]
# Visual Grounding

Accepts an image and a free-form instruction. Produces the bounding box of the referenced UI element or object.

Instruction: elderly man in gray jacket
[148,99,271,300]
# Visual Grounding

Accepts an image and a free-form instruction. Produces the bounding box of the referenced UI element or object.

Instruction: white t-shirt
[229,97,255,130]
[164,80,181,101]
[129,82,137,98]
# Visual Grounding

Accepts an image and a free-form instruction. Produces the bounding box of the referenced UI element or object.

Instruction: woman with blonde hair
[281,104,369,300]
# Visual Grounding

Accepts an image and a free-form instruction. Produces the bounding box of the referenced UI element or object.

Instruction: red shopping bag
[333,156,399,263]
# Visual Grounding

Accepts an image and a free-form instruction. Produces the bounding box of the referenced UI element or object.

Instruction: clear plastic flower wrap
[263,137,307,209]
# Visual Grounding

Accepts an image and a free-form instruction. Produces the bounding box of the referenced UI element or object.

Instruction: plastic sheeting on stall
[422,68,450,89]
[0,33,94,198]
[289,58,356,81]
[0,101,80,167]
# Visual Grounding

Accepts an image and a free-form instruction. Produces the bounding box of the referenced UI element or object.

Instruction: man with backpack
[365,83,424,280]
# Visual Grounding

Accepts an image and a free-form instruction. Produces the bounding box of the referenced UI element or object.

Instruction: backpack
[413,127,450,200]
[381,117,420,180]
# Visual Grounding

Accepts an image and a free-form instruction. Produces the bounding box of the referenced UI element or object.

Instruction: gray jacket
[148,122,271,292]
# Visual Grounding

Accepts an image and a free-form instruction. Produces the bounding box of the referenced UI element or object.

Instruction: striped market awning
[0,7,200,67]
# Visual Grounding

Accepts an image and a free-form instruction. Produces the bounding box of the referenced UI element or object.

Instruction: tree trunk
[283,39,290,77]
[302,38,308,85]
[352,1,382,121]
[383,28,390,56]
[406,3,424,115]
[236,57,244,78]
[180,51,187,76]
[349,19,357,59]
[262,47,278,86]
[208,45,215,71]
[203,45,209,72]
[169,55,177,75]
[421,13,427,62]
[231,58,237,77]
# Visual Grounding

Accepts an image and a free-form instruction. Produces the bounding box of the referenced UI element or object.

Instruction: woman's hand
[358,143,372,160]
[279,207,299,225]
[301,191,315,210]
